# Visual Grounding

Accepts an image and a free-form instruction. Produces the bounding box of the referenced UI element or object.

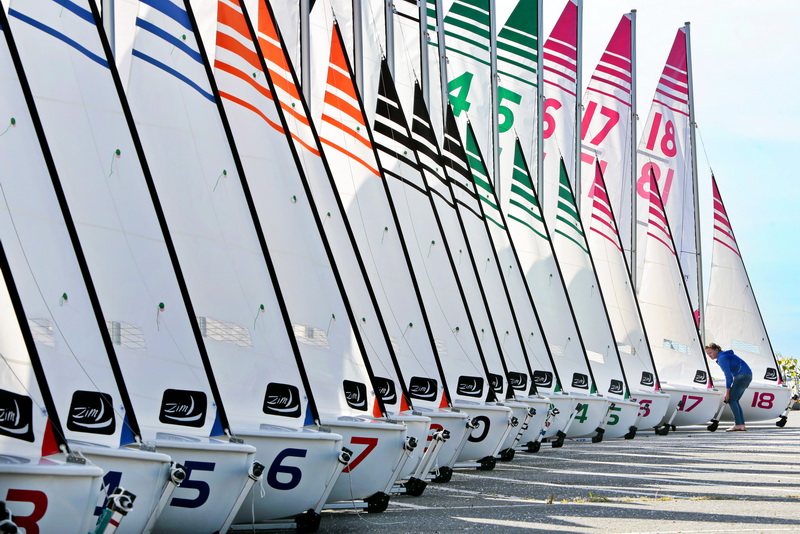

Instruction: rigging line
[0,183,126,424]
[390,2,421,86]
[695,125,714,176]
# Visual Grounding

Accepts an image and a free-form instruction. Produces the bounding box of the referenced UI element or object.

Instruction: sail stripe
[712,236,741,257]
[319,136,380,177]
[646,232,676,255]
[216,29,260,71]
[662,65,689,85]
[587,86,631,108]
[218,90,282,133]
[543,78,576,97]
[543,51,577,75]
[215,59,273,101]
[135,18,202,64]
[139,0,193,31]
[543,39,577,63]
[652,98,690,118]
[131,49,214,102]
[591,73,630,94]
[554,227,588,254]
[590,225,622,252]
[9,10,108,68]
[598,52,630,71]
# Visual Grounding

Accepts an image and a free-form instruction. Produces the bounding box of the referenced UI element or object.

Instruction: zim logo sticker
[764,368,778,381]
[572,373,589,389]
[693,370,707,385]
[456,376,484,398]
[67,391,115,435]
[159,389,207,427]
[533,371,553,388]
[342,380,368,411]
[263,383,301,417]
[408,377,437,401]
[0,389,34,442]
[608,380,624,395]
[640,372,654,387]
[373,377,397,405]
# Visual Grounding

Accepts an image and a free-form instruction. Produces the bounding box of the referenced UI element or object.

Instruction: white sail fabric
[252,1,446,412]
[551,159,629,398]
[541,0,578,222]
[586,164,661,394]
[315,24,494,404]
[390,0,424,115]
[373,62,510,401]
[457,121,555,397]
[128,0,376,421]
[579,13,634,259]
[214,0,397,419]
[308,0,352,123]
[0,249,61,459]
[496,0,539,208]
[637,173,709,389]
[10,0,222,439]
[438,0,493,177]
[705,177,782,387]
[636,27,698,319]
[502,143,594,394]
[0,5,138,448]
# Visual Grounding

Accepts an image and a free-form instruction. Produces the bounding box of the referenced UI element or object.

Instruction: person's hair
[705,342,722,351]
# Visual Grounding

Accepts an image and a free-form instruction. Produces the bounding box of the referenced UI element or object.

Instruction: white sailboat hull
[149,436,257,534]
[628,390,671,430]
[67,441,173,534]
[323,417,407,504]
[0,456,103,534]
[539,394,578,439]
[712,381,793,423]
[415,408,471,470]
[565,396,611,438]
[453,402,513,462]
[601,398,641,439]
[659,385,723,427]
[232,426,344,523]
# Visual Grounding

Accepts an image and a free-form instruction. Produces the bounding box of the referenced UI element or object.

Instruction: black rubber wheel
[432,466,453,483]
[365,492,390,514]
[477,455,496,471]
[498,448,515,462]
[295,509,321,534]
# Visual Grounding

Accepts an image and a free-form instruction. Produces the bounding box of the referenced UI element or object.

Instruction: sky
[540,1,800,358]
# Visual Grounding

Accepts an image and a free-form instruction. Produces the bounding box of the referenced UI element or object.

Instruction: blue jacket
[716,350,752,388]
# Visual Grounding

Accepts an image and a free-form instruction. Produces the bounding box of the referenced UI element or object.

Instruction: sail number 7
[342,436,378,473]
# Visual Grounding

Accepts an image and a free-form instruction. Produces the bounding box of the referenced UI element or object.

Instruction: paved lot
[318,413,800,533]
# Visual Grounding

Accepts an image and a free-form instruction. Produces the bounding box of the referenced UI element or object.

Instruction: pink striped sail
[705,176,790,419]
[645,171,676,257]
[588,164,623,253]
[711,177,741,258]
[541,0,578,225]
[636,27,698,319]
[580,13,633,258]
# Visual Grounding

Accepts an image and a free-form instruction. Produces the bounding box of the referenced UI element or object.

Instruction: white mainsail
[636,26,699,318]
[637,171,721,426]
[705,176,791,421]
[585,164,670,428]
[579,13,635,260]
[541,0,579,218]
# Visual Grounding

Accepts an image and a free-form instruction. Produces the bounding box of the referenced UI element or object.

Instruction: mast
[435,0,448,132]
[535,0,544,196]
[385,0,395,77]
[685,21,703,342]
[419,0,429,105]
[102,0,115,57]
[489,0,499,192]
[301,0,310,102]
[629,9,638,287]
[354,0,364,93]
[573,0,583,206]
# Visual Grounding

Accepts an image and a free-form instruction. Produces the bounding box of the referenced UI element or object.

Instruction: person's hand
[724,391,730,403]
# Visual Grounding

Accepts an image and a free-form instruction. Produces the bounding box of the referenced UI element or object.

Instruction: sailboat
[578,13,670,429]
[705,177,792,422]
[636,26,721,427]
[637,171,722,427]
[8,1,264,532]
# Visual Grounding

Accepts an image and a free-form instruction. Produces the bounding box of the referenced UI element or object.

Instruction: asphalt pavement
[315,412,800,533]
